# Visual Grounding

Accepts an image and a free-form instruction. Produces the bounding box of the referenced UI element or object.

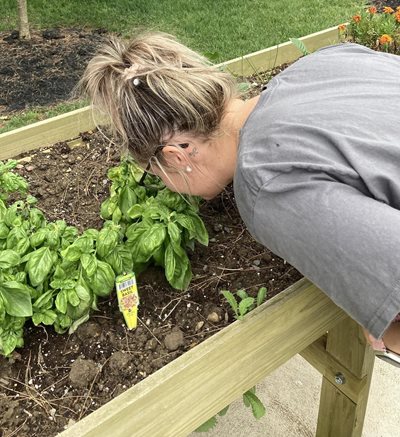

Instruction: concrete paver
[190,354,400,437]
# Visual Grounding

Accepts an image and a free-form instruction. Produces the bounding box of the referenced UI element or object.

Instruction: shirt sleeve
[252,170,400,338]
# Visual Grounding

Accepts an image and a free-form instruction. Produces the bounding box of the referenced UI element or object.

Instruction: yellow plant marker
[116,272,139,330]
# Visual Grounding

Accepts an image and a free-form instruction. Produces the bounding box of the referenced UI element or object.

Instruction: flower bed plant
[339,5,400,53]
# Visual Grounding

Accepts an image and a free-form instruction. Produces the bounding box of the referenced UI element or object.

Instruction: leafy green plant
[0,157,208,356]
[340,6,400,54]
[290,38,310,56]
[196,386,266,433]
[221,286,267,320]
[100,158,208,290]
[0,185,118,355]
[195,286,268,432]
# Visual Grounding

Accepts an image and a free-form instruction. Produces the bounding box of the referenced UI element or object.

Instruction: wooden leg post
[315,317,375,437]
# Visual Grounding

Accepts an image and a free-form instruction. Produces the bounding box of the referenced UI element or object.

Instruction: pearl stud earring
[185,166,192,173]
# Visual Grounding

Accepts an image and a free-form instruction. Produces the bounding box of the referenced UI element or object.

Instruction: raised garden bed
[0,26,376,437]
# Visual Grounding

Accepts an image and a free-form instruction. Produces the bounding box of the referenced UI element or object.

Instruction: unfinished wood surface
[316,318,375,437]
[59,278,346,437]
[0,107,97,160]
[221,25,341,77]
[300,336,370,405]
[0,26,341,160]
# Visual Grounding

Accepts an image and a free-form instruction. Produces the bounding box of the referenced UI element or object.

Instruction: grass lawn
[0,0,365,133]
[2,0,364,61]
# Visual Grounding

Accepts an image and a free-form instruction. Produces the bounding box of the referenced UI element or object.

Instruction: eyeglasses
[139,143,189,186]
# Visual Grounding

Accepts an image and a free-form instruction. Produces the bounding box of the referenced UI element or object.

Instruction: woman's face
[149,137,232,200]
[151,163,225,200]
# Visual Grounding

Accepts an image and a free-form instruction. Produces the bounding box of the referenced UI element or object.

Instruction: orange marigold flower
[383,6,394,13]
[397,6,400,11]
[395,10,400,22]
[379,34,393,44]
[368,6,377,14]
[338,24,346,31]
[352,14,361,23]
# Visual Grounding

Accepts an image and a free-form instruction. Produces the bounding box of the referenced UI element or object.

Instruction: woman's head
[78,32,238,174]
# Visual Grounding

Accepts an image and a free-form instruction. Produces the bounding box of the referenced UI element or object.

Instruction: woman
[79,32,400,366]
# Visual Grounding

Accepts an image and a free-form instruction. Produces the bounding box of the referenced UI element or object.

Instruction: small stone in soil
[68,357,98,388]
[108,351,134,374]
[164,327,185,351]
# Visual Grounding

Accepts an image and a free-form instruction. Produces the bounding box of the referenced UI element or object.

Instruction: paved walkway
[190,354,400,437]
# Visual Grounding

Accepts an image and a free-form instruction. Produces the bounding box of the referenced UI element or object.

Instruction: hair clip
[133,78,140,86]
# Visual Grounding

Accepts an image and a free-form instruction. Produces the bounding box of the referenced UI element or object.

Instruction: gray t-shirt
[234,43,400,338]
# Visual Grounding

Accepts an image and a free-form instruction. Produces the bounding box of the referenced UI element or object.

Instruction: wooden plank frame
[1,24,376,437]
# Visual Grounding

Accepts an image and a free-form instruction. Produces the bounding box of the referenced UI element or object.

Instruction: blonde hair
[77,31,238,166]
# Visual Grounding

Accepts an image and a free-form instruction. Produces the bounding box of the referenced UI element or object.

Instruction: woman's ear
[161,145,187,168]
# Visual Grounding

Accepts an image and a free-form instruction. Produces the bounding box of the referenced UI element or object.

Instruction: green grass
[2,0,364,61]
[0,0,365,132]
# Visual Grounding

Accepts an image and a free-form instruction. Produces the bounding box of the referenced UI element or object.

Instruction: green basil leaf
[6,227,30,256]
[68,313,90,332]
[0,222,10,239]
[52,264,67,281]
[68,289,80,307]
[29,208,46,229]
[61,226,79,246]
[96,226,119,258]
[80,253,98,277]
[127,204,143,220]
[5,209,22,227]
[71,235,94,254]
[164,244,176,283]
[186,212,209,246]
[61,244,82,262]
[120,186,137,218]
[112,206,122,223]
[89,260,115,297]
[168,246,192,290]
[40,309,57,325]
[14,271,26,283]
[0,282,32,317]
[167,222,181,248]
[55,290,68,314]
[156,189,186,212]
[66,281,92,320]
[26,247,54,287]
[125,222,147,242]
[83,228,99,240]
[0,199,6,220]
[30,228,48,248]
[0,250,20,269]
[56,313,72,329]
[104,249,123,275]
[138,224,167,260]
[50,278,75,290]
[100,197,116,220]
[32,312,43,326]
[33,289,54,310]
